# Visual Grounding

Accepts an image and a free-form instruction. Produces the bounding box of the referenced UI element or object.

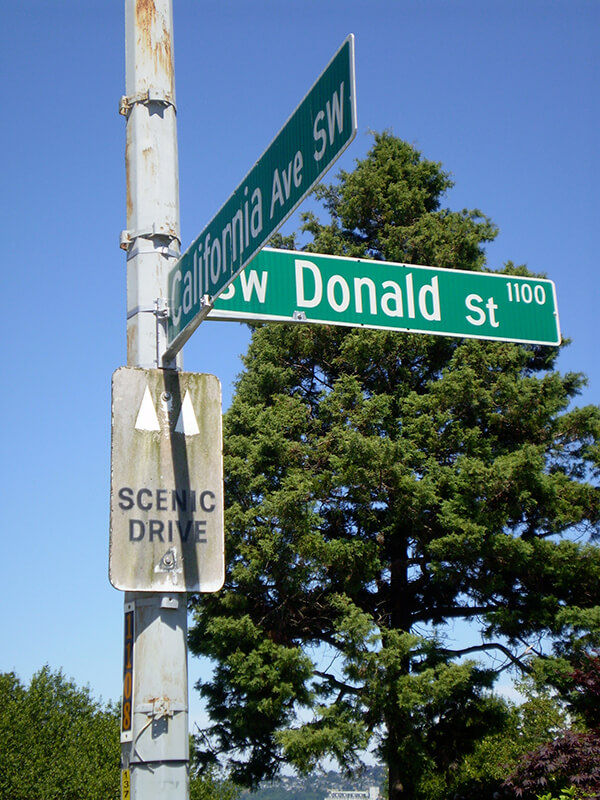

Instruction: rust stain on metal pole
[157,19,175,88]
[135,0,174,93]
[125,135,133,223]
[135,0,157,48]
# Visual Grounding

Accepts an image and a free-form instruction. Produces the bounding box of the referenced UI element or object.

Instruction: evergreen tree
[189,133,600,800]
[0,667,120,800]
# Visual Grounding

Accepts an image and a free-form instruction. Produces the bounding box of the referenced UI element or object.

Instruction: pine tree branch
[411,604,495,623]
[438,642,534,673]
[313,670,362,697]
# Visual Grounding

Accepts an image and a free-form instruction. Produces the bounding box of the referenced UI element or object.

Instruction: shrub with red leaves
[503,729,600,799]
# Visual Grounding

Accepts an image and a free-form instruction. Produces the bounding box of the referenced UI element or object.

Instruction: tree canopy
[0,667,120,800]
[189,132,600,800]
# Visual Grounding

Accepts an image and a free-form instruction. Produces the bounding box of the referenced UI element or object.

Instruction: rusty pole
[120,1,189,798]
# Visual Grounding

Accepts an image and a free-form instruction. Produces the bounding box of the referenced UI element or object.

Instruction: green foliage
[425,676,570,800]
[189,133,600,799]
[536,788,579,800]
[189,763,240,800]
[0,667,120,800]
[503,654,600,800]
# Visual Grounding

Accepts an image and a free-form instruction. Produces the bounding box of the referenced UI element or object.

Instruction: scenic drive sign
[165,35,357,359]
[109,367,224,593]
[208,248,561,346]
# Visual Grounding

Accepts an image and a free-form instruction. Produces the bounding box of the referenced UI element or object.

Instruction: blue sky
[1,0,598,726]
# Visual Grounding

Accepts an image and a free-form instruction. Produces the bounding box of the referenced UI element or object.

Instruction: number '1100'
[506,282,546,305]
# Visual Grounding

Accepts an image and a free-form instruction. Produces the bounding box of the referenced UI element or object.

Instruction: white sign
[109,367,224,593]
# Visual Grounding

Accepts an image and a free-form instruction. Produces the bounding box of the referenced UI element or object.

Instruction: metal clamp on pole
[120,227,181,255]
[119,89,177,118]
[155,297,173,369]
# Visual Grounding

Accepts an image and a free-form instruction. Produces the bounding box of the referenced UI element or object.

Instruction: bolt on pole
[120,1,189,798]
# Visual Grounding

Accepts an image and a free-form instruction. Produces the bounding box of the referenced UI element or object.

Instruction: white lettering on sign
[354,277,377,315]
[327,274,351,312]
[507,281,547,305]
[294,258,441,322]
[270,150,304,219]
[419,277,441,322]
[217,269,269,303]
[295,259,322,308]
[313,82,346,162]
[208,247,560,348]
[170,187,264,327]
[465,294,500,328]
[168,37,357,350]
[241,269,268,303]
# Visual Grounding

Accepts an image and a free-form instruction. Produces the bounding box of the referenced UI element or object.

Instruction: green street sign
[208,248,561,346]
[166,35,357,358]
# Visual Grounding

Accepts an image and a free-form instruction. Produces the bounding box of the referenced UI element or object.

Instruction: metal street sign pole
[119,2,188,798]
[164,35,357,360]
[208,248,561,347]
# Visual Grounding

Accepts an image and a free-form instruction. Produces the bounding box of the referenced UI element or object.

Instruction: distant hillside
[239,765,385,800]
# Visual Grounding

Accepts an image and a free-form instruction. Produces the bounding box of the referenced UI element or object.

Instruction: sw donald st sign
[208,248,561,346]
[166,35,357,359]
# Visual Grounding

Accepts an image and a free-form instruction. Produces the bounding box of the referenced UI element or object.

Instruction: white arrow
[134,386,160,431]
[174,390,200,436]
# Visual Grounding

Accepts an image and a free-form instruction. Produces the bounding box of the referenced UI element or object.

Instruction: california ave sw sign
[208,248,561,346]
[109,367,224,593]
[165,35,357,358]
